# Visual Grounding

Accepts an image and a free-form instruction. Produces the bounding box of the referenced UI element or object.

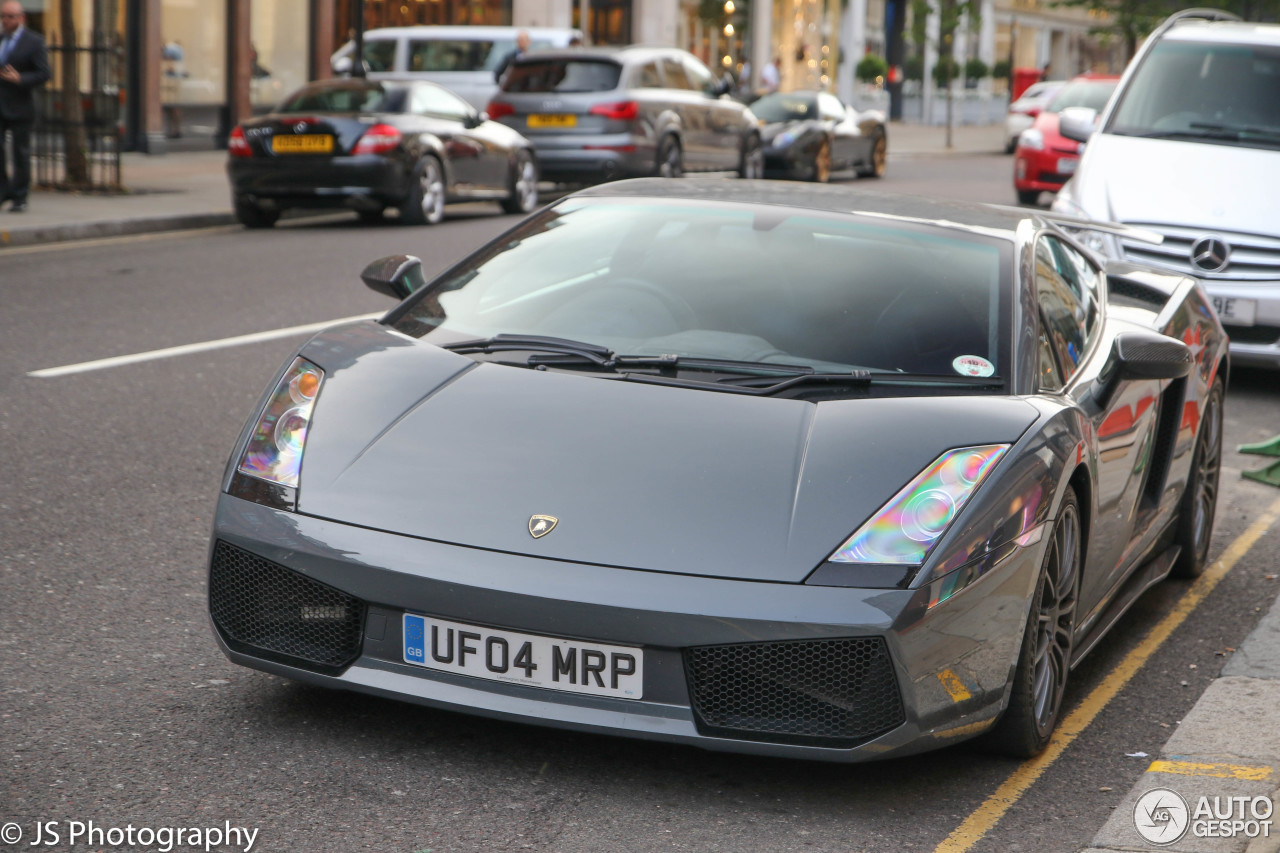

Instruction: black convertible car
[754,91,887,182]
[228,78,539,227]
[210,181,1225,762]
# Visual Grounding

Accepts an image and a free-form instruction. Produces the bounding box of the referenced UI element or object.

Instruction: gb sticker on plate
[953,355,995,377]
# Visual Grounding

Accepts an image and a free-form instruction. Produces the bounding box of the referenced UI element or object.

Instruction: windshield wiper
[1190,122,1280,142]
[525,350,818,376]
[1119,124,1280,144]
[440,334,614,364]
[720,371,1004,396]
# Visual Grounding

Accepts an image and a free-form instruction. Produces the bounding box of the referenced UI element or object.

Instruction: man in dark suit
[0,1,52,212]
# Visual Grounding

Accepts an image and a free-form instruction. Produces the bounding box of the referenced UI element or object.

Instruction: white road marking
[27,312,383,378]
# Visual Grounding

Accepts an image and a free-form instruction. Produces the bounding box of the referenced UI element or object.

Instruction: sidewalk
[1086,589,1280,853]
[0,121,1008,250]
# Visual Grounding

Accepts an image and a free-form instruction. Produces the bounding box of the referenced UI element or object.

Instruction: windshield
[502,59,623,92]
[278,83,401,113]
[392,198,1011,381]
[1046,80,1117,114]
[751,93,817,122]
[1108,39,1280,148]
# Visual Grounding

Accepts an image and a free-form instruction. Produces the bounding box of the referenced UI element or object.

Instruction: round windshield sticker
[953,355,995,377]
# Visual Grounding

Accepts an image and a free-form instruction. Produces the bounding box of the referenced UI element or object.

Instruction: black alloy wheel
[810,139,831,183]
[984,486,1081,758]
[401,156,446,226]
[1172,379,1224,578]
[234,200,279,229]
[856,130,887,178]
[738,135,764,179]
[656,136,683,178]
[501,150,539,215]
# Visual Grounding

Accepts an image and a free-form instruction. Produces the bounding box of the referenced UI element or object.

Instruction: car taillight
[353,123,402,155]
[486,101,515,120]
[589,101,639,121]
[228,126,252,158]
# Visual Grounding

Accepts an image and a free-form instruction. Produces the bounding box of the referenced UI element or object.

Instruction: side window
[817,93,845,121]
[362,39,397,73]
[634,61,663,89]
[661,57,692,89]
[682,56,715,92]
[411,84,472,120]
[1037,322,1066,391]
[1035,236,1090,387]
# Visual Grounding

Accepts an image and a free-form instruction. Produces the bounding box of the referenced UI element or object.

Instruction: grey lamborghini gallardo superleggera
[208,181,1226,762]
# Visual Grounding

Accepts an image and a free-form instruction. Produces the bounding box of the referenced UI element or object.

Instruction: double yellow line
[935,495,1280,853]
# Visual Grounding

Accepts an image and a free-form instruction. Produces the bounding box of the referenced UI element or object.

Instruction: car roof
[568,179,1032,236]
[512,45,694,64]
[1161,20,1280,46]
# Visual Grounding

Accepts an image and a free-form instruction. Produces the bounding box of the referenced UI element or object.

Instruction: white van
[331,26,583,111]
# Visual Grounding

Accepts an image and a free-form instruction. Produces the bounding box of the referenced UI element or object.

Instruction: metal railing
[33,30,125,191]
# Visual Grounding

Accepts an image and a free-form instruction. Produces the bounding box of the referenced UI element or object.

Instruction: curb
[0,211,238,249]
[1086,592,1280,853]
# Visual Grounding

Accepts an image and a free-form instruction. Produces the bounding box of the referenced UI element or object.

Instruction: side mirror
[1089,329,1192,409]
[464,111,485,128]
[361,254,426,300]
[332,56,353,76]
[1059,107,1099,144]
[710,77,732,97]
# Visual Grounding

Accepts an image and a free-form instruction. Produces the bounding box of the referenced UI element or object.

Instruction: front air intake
[685,637,905,748]
[209,541,366,673]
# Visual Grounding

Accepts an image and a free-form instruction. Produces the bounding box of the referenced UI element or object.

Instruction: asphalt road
[4,156,1280,853]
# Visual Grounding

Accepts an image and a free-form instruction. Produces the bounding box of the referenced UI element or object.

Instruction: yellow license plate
[272,134,334,154]
[527,114,577,129]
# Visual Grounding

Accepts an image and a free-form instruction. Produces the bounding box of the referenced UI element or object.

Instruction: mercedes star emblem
[528,515,559,539]
[1190,237,1231,274]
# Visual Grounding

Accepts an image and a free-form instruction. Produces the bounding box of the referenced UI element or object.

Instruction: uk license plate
[402,614,643,699]
[527,114,577,129]
[272,134,334,154]
[1212,296,1256,326]
[1057,157,1077,175]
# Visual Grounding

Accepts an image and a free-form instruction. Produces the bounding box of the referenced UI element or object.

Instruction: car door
[1034,234,1162,616]
[817,92,855,168]
[658,55,711,168]
[682,54,744,170]
[411,83,503,192]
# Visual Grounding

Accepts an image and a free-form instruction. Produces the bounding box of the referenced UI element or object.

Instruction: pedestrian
[494,30,531,83]
[761,55,781,93]
[0,0,50,212]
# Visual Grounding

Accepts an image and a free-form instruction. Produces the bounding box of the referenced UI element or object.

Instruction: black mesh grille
[1224,324,1280,345]
[1108,278,1167,308]
[685,638,905,747]
[209,541,366,672]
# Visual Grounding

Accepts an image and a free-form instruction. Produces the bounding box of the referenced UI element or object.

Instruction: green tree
[992,58,1011,80]
[964,57,989,82]
[856,54,889,82]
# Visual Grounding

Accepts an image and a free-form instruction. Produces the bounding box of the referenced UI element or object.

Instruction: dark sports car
[209,181,1226,762]
[228,78,539,228]
[753,91,887,182]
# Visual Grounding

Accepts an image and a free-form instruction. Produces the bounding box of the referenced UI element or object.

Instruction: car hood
[1073,134,1280,231]
[759,121,810,145]
[294,323,1038,583]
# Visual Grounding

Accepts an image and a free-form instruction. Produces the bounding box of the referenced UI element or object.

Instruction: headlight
[236,357,324,488]
[775,130,799,147]
[1018,129,1044,150]
[828,445,1009,565]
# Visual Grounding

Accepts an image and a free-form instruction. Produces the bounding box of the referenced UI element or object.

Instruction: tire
[401,156,446,226]
[501,150,539,215]
[856,130,887,178]
[738,134,764,179]
[234,200,279,229]
[810,139,831,183]
[656,135,683,178]
[1005,137,1018,155]
[1017,189,1040,205]
[983,487,1081,759]
[1171,379,1224,578]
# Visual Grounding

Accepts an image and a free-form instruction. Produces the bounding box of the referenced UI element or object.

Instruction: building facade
[14,0,1120,154]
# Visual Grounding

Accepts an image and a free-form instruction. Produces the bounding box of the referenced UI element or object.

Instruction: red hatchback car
[1013,75,1119,205]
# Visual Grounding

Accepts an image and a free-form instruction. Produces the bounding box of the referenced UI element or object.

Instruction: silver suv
[1054,10,1280,369]
[486,46,764,184]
